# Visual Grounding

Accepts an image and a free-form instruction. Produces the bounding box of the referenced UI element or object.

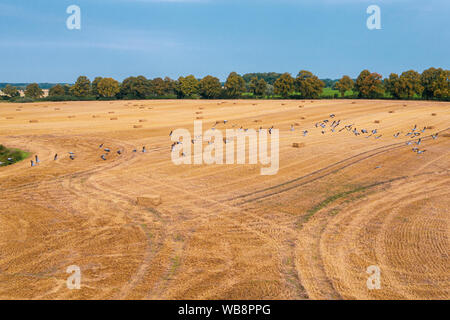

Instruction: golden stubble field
[0,99,449,300]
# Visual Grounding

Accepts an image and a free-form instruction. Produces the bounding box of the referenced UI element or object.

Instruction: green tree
[97,78,120,98]
[178,75,199,98]
[386,70,423,99]
[224,72,246,98]
[273,73,294,98]
[334,75,354,97]
[1,84,20,98]
[150,77,167,96]
[70,76,91,97]
[24,83,43,99]
[164,77,176,95]
[248,77,259,95]
[120,76,151,99]
[295,70,325,99]
[198,75,222,99]
[48,84,66,97]
[355,70,384,98]
[255,79,267,96]
[91,77,103,97]
[421,67,449,100]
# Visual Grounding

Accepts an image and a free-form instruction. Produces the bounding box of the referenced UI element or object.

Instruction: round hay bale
[108,111,115,114]
[110,117,118,120]
[137,195,161,207]
[253,119,262,123]
[388,110,395,113]
[54,108,60,110]
[292,142,305,148]
[374,120,381,124]
[139,119,147,123]
[442,133,450,138]
[431,113,437,116]
[426,126,435,129]
[196,111,202,114]
[133,125,143,129]
[68,115,76,118]
[29,119,39,123]
[196,116,203,120]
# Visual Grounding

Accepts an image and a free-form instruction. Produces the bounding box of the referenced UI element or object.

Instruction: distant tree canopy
[177,75,199,98]
[49,84,66,97]
[334,75,354,97]
[385,70,423,99]
[295,70,325,99]
[198,75,222,99]
[120,76,151,99]
[98,78,120,98]
[421,67,449,100]
[91,77,103,97]
[243,72,283,85]
[70,76,91,97]
[224,72,246,98]
[355,70,385,99]
[24,83,43,99]
[2,84,19,98]
[274,73,295,98]
[3,67,448,102]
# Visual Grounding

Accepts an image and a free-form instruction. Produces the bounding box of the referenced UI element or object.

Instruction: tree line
[1,67,448,101]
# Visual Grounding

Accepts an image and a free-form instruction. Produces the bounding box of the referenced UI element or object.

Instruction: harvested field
[0,99,448,300]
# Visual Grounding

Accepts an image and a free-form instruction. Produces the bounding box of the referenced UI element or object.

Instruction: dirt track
[0,99,448,299]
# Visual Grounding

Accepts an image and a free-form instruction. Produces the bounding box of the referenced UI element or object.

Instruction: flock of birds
[29,144,149,167]
[27,113,440,167]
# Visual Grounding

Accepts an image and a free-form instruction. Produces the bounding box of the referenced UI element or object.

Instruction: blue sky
[0,0,448,82]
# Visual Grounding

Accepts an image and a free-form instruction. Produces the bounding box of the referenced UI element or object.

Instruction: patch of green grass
[0,144,30,167]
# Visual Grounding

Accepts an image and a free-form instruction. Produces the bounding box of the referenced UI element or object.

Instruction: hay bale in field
[54,108,60,110]
[139,107,145,109]
[92,115,100,118]
[388,110,395,113]
[29,119,39,123]
[133,125,143,129]
[108,111,115,114]
[431,113,437,116]
[300,116,306,120]
[298,105,303,108]
[196,116,203,120]
[110,117,118,120]
[292,142,305,148]
[426,126,435,129]
[68,115,76,118]
[137,195,161,207]
[294,122,300,126]
[253,119,262,123]
[16,109,21,111]
[139,119,147,123]
[196,111,202,114]
[442,133,450,138]
[374,120,381,124]
[351,101,356,104]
